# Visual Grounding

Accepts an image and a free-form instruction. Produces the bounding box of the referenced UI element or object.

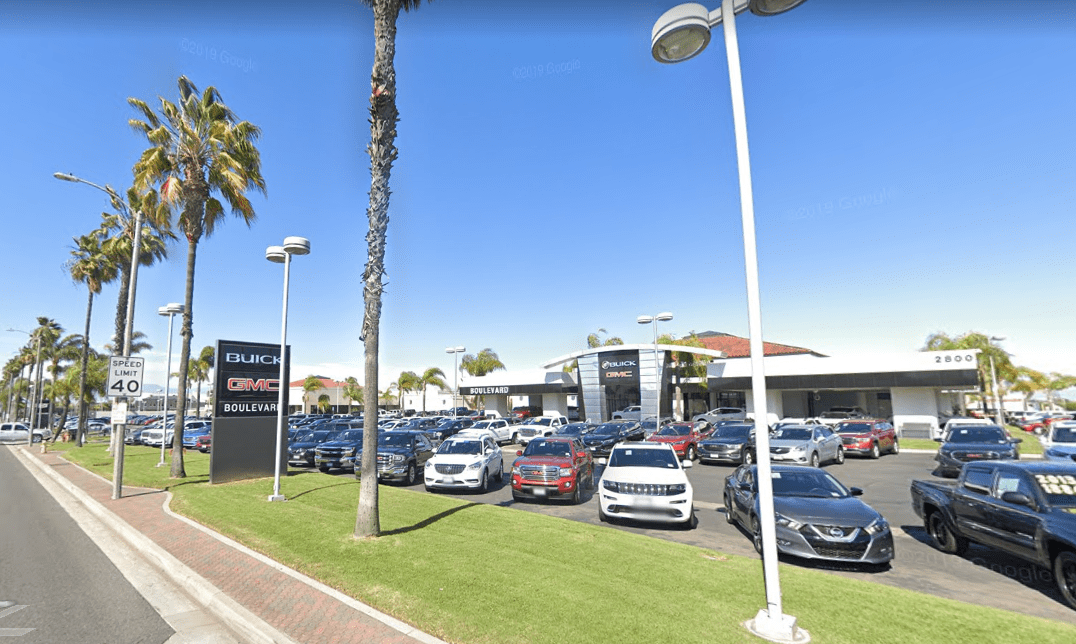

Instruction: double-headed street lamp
[637,313,673,426]
[55,171,146,498]
[652,1,811,642]
[266,236,311,502]
[156,303,184,468]
[445,346,466,419]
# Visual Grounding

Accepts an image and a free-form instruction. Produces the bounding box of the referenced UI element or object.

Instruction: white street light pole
[266,237,310,502]
[55,171,146,498]
[989,336,1007,428]
[637,313,673,426]
[445,346,466,419]
[652,1,810,642]
[156,304,184,467]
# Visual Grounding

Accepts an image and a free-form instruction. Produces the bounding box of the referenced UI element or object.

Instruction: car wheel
[512,490,523,502]
[891,439,900,455]
[926,511,968,555]
[681,509,697,530]
[742,450,753,466]
[570,477,581,504]
[598,504,609,523]
[404,463,417,486]
[32,434,42,443]
[750,514,763,554]
[723,493,735,524]
[870,442,880,459]
[1054,551,1076,610]
[511,432,519,444]
[809,452,820,468]
[686,445,697,461]
[318,466,329,473]
[835,446,845,465]
[478,468,488,493]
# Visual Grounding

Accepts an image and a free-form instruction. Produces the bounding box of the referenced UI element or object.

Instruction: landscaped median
[61,443,1074,644]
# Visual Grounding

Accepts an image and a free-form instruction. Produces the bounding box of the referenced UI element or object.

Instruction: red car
[195,434,212,453]
[645,422,704,460]
[833,419,898,458]
[510,436,593,504]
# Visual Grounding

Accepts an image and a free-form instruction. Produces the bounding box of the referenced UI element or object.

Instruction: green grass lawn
[57,443,1075,644]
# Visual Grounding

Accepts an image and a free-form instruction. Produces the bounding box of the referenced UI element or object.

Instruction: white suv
[515,415,569,445]
[597,442,695,527]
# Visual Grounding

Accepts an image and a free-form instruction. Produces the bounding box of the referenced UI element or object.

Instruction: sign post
[107,356,144,498]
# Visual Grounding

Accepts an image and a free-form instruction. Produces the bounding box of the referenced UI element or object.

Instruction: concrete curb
[16,446,300,644]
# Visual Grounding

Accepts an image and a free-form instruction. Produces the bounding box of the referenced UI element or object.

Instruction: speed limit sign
[107,356,145,398]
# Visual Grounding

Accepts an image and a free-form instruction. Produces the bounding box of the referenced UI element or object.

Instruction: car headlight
[774,513,803,530]
[392,454,404,463]
[511,465,521,475]
[559,467,572,477]
[790,446,806,453]
[343,447,356,457]
[864,518,889,535]
[424,461,432,469]
[466,461,482,470]
[667,483,687,495]
[603,479,619,493]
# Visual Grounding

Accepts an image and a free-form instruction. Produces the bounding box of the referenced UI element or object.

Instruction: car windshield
[523,417,551,426]
[835,422,872,434]
[655,425,690,437]
[712,424,752,438]
[381,433,415,448]
[437,439,482,455]
[1031,472,1076,507]
[473,421,492,430]
[336,430,363,442]
[608,447,678,469]
[947,427,1008,443]
[772,428,812,441]
[556,424,592,436]
[1052,427,1076,444]
[819,411,851,419]
[593,423,623,435]
[771,470,849,498]
[524,440,573,458]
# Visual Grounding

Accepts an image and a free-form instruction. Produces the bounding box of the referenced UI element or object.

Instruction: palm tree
[355,0,434,539]
[191,346,214,417]
[395,371,419,412]
[128,75,265,478]
[302,375,324,414]
[343,377,363,414]
[66,231,118,445]
[318,394,331,414]
[39,325,80,434]
[99,186,173,353]
[922,332,1014,415]
[417,367,446,413]
[460,348,506,378]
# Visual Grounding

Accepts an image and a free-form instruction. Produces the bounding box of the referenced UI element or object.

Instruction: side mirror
[934,437,943,442]
[738,481,751,491]
[682,459,693,469]
[1001,491,1033,507]
[1011,437,1023,444]
[597,457,608,466]
[516,450,523,456]
[849,487,864,497]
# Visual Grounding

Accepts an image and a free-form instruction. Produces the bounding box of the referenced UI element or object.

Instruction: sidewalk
[16,445,447,644]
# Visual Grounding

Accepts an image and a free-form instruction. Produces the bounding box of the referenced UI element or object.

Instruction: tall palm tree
[417,367,446,413]
[66,231,118,445]
[343,377,363,414]
[26,317,62,430]
[100,186,173,353]
[395,371,419,412]
[356,0,434,539]
[922,331,1013,415]
[189,346,214,417]
[39,326,80,433]
[302,375,324,414]
[128,75,265,478]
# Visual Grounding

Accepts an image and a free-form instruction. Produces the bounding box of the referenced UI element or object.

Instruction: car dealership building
[459,332,981,438]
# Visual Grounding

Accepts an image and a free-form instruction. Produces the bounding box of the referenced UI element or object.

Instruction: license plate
[967,454,982,458]
[533,487,547,496]
[440,477,456,484]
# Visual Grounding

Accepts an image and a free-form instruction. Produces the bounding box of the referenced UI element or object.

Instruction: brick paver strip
[35,450,430,644]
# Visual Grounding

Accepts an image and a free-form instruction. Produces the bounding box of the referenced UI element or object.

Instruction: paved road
[318,446,1076,625]
[0,446,174,644]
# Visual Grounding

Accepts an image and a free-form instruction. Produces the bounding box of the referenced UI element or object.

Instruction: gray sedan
[723,464,894,565]
[767,424,844,467]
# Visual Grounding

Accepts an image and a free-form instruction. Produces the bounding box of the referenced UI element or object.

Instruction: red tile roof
[695,332,823,359]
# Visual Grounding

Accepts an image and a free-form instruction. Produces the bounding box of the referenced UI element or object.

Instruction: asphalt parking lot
[315,447,1076,625]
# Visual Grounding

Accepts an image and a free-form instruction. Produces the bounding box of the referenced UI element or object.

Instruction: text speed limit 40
[107,356,145,398]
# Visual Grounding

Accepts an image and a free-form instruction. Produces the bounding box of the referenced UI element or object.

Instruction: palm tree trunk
[76,290,94,447]
[114,262,131,354]
[355,0,403,540]
[170,237,198,478]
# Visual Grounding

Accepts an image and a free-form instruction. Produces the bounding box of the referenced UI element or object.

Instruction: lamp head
[637,315,654,325]
[53,172,79,182]
[266,246,286,263]
[445,346,466,354]
[282,236,311,256]
[749,0,809,16]
[651,3,714,63]
[158,303,184,316]
[656,312,674,322]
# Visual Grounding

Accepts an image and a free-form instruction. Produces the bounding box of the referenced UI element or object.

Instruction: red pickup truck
[510,436,593,504]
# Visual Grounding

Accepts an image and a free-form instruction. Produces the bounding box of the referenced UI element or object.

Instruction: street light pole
[637,313,673,427]
[54,171,146,498]
[156,304,184,467]
[445,346,465,419]
[989,336,1007,428]
[266,237,310,502]
[652,2,810,642]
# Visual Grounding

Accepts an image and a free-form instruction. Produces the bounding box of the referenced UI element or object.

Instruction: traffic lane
[418,447,1076,624]
[0,447,174,644]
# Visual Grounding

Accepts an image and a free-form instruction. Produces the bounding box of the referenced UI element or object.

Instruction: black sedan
[288,429,340,467]
[698,422,756,465]
[723,464,895,566]
[935,424,1021,478]
[362,430,435,485]
[581,421,644,457]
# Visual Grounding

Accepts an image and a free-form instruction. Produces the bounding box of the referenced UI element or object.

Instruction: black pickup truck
[910,460,1076,609]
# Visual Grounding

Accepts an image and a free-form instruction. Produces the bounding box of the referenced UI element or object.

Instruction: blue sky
[1,0,1074,396]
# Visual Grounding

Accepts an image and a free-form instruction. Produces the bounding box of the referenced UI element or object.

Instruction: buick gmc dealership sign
[214,340,290,417]
[599,350,640,387]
